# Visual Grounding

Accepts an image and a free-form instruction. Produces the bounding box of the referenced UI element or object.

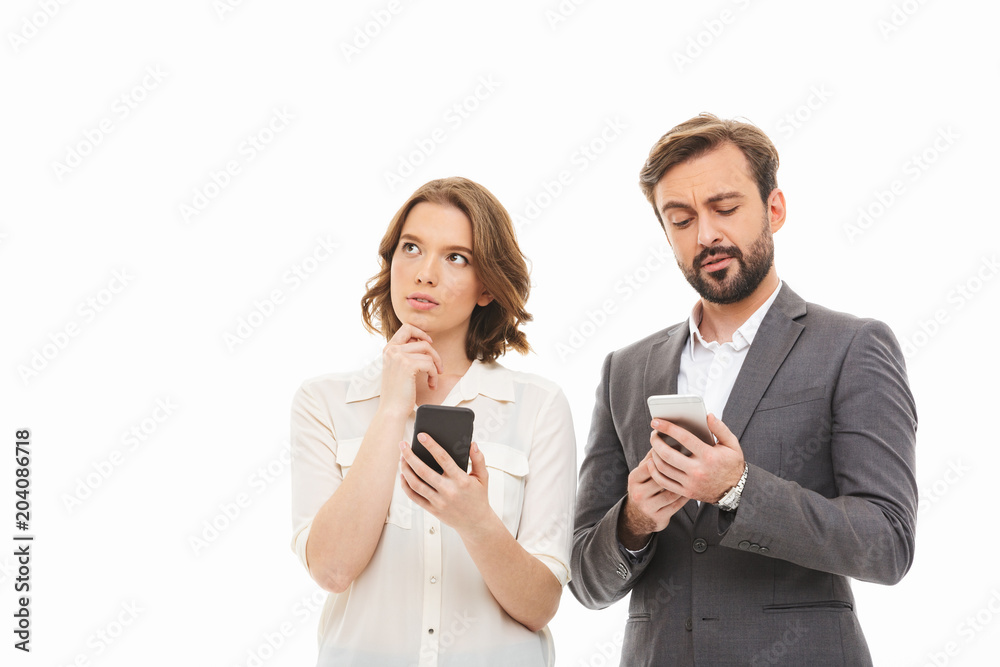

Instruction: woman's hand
[379,324,444,416]
[399,433,493,536]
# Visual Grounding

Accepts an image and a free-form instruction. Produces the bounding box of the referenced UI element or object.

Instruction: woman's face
[389,201,493,342]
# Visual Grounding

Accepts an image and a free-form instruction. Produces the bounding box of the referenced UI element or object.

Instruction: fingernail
[417,433,427,443]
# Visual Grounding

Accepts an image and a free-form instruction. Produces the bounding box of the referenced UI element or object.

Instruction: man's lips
[702,255,733,272]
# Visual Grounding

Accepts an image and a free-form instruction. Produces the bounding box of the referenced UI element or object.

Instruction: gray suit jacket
[569,284,917,666]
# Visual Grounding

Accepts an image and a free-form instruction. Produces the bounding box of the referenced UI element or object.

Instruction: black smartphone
[411,405,475,475]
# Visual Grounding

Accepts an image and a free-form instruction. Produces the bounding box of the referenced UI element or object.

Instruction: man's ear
[767,188,787,233]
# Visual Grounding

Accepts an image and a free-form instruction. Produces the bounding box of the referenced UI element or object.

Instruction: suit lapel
[720,284,808,441]
[643,322,701,522]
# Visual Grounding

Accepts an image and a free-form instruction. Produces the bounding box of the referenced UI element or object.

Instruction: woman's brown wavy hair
[361,177,532,362]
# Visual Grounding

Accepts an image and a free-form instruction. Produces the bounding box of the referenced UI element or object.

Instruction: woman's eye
[401,242,418,254]
[448,253,469,265]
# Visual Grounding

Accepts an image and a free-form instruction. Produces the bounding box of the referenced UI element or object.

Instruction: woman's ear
[477,290,494,307]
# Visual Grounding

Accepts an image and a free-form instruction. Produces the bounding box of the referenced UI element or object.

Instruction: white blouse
[290,359,577,666]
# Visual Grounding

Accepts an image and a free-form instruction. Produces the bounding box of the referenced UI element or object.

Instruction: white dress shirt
[677,281,784,417]
[290,359,577,666]
[677,281,782,506]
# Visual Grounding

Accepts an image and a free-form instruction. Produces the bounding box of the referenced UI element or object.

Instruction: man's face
[652,143,784,305]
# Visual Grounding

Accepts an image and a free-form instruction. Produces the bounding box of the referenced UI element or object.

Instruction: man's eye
[719,207,738,215]
[671,218,693,228]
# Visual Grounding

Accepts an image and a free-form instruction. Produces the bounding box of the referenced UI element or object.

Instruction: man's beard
[679,215,775,305]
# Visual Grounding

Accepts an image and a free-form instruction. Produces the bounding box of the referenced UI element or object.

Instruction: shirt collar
[345,358,515,404]
[686,280,784,356]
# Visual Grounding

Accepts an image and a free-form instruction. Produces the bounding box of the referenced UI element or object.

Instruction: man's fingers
[649,429,691,471]
[647,457,685,496]
[653,419,711,456]
[707,413,740,451]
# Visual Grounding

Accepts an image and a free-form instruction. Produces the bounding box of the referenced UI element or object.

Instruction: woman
[290,177,577,666]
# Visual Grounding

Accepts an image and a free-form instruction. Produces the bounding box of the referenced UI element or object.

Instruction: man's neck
[697,272,780,344]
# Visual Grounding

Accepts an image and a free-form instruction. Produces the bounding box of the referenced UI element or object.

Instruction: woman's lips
[407,295,438,311]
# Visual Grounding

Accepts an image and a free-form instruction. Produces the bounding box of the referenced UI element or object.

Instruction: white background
[3,1,998,665]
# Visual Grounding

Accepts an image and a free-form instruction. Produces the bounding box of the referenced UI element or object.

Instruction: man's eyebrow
[660,200,692,212]
[660,191,745,215]
[706,191,745,204]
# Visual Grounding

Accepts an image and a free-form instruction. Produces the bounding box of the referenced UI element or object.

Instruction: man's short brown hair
[361,177,532,363]
[639,113,780,224]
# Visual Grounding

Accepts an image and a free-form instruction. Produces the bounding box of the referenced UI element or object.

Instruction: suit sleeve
[719,319,918,584]
[570,352,658,609]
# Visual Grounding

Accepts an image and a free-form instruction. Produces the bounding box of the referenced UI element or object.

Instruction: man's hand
[618,450,689,550]
[648,413,745,503]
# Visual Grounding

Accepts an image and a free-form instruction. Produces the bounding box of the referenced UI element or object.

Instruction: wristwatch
[714,462,749,512]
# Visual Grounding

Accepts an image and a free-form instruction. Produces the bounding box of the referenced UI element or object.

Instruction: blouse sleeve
[514,387,578,586]
[289,380,342,571]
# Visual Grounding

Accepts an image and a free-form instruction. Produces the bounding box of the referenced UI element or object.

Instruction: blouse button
[429,526,436,534]
[430,576,437,584]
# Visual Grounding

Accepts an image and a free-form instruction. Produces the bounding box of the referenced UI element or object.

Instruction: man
[569,114,917,665]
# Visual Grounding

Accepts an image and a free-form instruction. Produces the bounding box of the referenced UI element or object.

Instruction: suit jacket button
[692,538,707,553]
[616,563,628,580]
[759,546,769,554]
[738,540,751,550]
[685,617,693,631]
[749,543,760,552]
